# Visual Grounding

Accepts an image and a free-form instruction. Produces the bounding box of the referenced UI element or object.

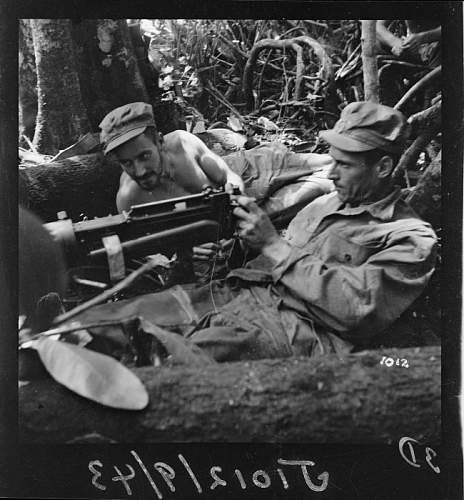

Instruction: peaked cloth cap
[320,101,409,154]
[99,102,156,154]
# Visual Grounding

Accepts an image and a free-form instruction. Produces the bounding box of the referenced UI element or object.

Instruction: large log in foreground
[20,153,121,222]
[20,346,440,444]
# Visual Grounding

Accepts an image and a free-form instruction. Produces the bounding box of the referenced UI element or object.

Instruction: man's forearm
[376,21,401,49]
[226,169,245,192]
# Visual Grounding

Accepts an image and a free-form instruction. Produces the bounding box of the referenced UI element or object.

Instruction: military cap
[320,101,410,154]
[99,102,156,154]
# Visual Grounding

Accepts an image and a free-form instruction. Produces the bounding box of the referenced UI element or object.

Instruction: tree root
[408,100,441,136]
[393,129,440,186]
[392,101,441,186]
[243,36,333,111]
[394,66,441,112]
[291,42,304,101]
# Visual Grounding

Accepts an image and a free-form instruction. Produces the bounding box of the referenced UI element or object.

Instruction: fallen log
[19,346,440,444]
[20,153,121,222]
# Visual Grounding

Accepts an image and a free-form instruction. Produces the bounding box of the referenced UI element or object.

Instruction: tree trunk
[127,20,161,105]
[18,19,37,145]
[71,19,150,130]
[360,20,379,102]
[19,346,440,443]
[31,19,90,155]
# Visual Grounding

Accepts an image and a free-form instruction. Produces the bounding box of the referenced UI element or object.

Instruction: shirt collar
[336,187,403,221]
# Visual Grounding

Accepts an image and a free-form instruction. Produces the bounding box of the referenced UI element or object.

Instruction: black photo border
[1,1,462,498]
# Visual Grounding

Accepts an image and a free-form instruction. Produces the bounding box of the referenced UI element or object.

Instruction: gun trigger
[201,184,213,195]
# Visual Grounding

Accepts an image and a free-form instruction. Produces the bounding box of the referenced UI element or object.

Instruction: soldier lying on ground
[99,103,334,263]
[79,101,437,363]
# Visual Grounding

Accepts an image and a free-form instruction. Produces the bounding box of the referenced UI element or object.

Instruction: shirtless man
[99,102,245,213]
[99,102,333,262]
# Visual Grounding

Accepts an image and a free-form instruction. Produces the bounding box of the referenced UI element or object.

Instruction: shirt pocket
[287,230,312,248]
[318,231,384,267]
[286,216,316,248]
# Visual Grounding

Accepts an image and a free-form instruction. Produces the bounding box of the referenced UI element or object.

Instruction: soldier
[87,101,437,363]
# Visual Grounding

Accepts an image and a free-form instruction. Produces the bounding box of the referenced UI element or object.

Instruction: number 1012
[380,356,409,368]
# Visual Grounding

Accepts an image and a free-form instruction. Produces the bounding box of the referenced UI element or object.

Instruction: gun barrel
[88,220,222,261]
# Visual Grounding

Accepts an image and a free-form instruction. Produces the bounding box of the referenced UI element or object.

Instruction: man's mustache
[135,172,156,182]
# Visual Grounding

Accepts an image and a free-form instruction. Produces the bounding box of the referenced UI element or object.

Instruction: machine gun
[45,187,240,280]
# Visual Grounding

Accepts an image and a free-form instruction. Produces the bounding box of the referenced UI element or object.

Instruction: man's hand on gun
[232,195,280,251]
[192,239,234,261]
[192,183,241,262]
[191,186,280,261]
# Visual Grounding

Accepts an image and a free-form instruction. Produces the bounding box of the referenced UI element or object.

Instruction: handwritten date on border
[88,451,329,496]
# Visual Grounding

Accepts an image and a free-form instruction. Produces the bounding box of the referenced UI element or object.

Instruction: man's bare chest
[132,181,192,204]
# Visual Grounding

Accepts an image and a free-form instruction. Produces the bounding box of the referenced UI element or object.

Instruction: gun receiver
[44,187,238,267]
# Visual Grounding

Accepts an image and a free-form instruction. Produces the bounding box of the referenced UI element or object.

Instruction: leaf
[257,116,279,131]
[61,321,93,348]
[182,64,192,77]
[161,64,174,74]
[66,432,118,444]
[227,115,244,132]
[192,120,206,134]
[33,338,149,410]
[146,253,172,268]
[18,315,27,330]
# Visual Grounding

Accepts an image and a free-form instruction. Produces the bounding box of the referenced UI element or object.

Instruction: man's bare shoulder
[119,170,132,188]
[163,130,203,154]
